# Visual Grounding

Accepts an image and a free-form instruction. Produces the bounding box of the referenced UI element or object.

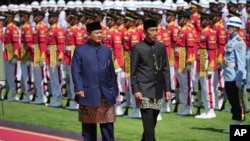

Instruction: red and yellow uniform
[46,23,65,67]
[137,24,144,42]
[0,24,3,43]
[101,22,109,47]
[213,20,227,67]
[246,16,250,48]
[64,25,83,65]
[82,24,88,44]
[198,26,217,76]
[167,21,179,66]
[123,26,140,77]
[32,21,48,67]
[107,26,123,69]
[3,22,20,61]
[157,25,171,58]
[20,22,33,62]
[239,28,247,44]
[190,12,202,40]
[175,25,195,73]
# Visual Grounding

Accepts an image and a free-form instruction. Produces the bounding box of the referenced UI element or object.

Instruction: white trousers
[48,65,62,97]
[177,68,193,106]
[200,73,216,111]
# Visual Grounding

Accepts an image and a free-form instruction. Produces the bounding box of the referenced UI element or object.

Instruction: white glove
[236,81,243,89]
[26,61,31,66]
[40,62,46,67]
[186,65,192,71]
[11,58,17,64]
[115,68,122,73]
[56,61,61,66]
[207,71,214,76]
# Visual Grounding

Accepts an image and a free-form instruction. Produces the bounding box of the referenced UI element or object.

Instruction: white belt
[46,45,57,51]
[175,48,179,53]
[31,44,39,49]
[225,62,235,68]
[65,45,75,51]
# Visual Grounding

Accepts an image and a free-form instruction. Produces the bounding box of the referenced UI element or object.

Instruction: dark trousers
[82,123,115,141]
[140,108,159,141]
[224,81,245,121]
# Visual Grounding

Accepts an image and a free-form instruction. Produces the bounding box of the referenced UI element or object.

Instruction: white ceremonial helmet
[199,0,210,8]
[218,0,228,3]
[92,0,103,9]
[0,5,8,12]
[184,2,190,10]
[57,0,66,7]
[103,0,114,10]
[18,4,26,11]
[83,0,94,8]
[67,1,75,9]
[75,0,83,8]
[238,0,247,4]
[40,0,48,8]
[31,1,40,9]
[172,3,177,11]
[226,16,242,28]
[26,5,32,12]
[114,0,124,10]
[163,0,173,10]
[48,0,57,8]
[230,0,238,4]
[176,0,185,7]
[152,0,163,9]
[125,0,137,11]
[8,4,19,12]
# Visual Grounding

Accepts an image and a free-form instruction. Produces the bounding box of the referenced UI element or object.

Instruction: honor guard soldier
[218,0,229,27]
[238,0,247,32]
[162,9,179,113]
[57,0,68,31]
[0,7,8,98]
[105,14,124,116]
[19,10,33,103]
[190,0,203,115]
[198,0,210,13]
[3,12,20,102]
[46,11,65,107]
[195,13,217,119]
[210,0,220,12]
[64,11,83,110]
[30,11,48,105]
[223,16,246,133]
[175,11,195,116]
[78,11,89,44]
[211,11,227,111]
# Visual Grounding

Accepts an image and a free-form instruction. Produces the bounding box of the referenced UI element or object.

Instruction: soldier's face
[144,27,158,42]
[219,3,225,9]
[227,25,238,35]
[88,29,103,44]
[4,16,12,25]
[238,3,246,11]
[247,6,250,13]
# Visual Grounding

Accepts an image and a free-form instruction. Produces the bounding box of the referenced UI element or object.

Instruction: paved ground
[0,119,83,141]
